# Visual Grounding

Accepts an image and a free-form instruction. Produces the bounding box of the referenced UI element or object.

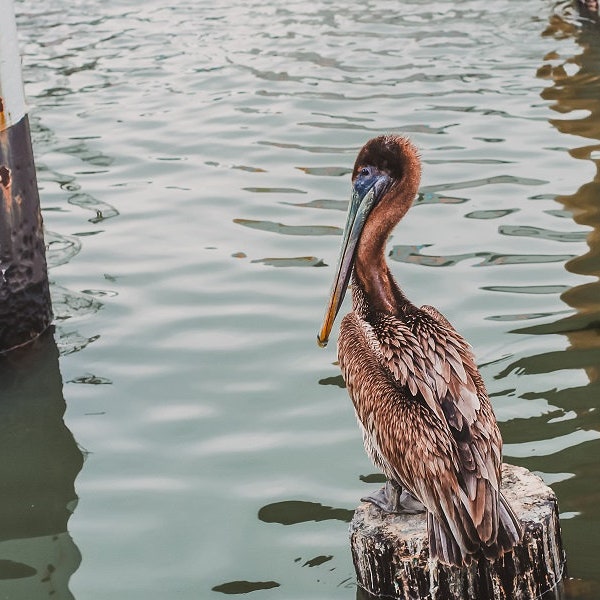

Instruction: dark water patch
[212,581,280,594]
[282,199,347,211]
[242,187,306,194]
[420,174,547,194]
[232,165,267,173]
[509,311,600,336]
[488,388,516,398]
[298,121,369,131]
[75,169,110,176]
[68,373,112,385]
[312,111,374,123]
[473,137,504,143]
[234,219,341,236]
[425,158,513,165]
[529,194,557,200]
[0,560,36,580]
[427,104,521,120]
[258,501,353,525]
[297,121,452,135]
[302,555,333,568]
[545,209,574,219]
[414,192,469,206]
[359,473,386,484]
[485,311,565,322]
[466,209,519,219]
[495,347,600,378]
[499,224,588,242]
[80,288,118,298]
[523,381,600,417]
[257,140,355,154]
[388,245,574,267]
[481,284,570,294]
[251,256,326,267]
[73,231,104,237]
[501,409,580,446]
[41,207,70,213]
[318,375,345,387]
[296,166,352,177]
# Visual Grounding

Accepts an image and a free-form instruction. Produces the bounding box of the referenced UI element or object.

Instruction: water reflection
[533,11,600,367]
[258,501,353,525]
[502,6,600,594]
[212,580,280,594]
[0,329,83,598]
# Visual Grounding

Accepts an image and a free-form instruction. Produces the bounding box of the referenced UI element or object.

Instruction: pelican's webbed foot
[362,480,425,514]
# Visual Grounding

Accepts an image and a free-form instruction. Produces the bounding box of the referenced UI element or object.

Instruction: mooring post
[350,464,567,600]
[0,0,52,352]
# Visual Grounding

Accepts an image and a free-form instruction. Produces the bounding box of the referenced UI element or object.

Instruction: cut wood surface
[350,464,566,600]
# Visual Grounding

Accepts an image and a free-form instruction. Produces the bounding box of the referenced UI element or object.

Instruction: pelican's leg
[361,480,425,514]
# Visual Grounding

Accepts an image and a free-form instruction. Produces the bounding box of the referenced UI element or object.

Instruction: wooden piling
[350,464,566,600]
[0,0,52,352]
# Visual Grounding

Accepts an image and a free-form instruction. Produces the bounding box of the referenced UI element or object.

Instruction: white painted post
[0,0,52,352]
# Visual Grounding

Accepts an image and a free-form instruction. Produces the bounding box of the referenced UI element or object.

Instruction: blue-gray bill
[317,184,382,348]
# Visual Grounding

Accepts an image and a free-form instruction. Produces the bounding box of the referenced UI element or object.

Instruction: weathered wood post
[350,464,566,600]
[0,0,52,352]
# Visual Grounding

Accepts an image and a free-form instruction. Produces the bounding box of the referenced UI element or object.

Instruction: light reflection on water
[5,0,600,598]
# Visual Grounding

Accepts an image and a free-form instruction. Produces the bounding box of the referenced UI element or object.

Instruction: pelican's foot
[361,480,425,514]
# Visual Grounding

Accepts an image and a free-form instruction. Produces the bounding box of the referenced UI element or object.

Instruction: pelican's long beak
[317,182,382,348]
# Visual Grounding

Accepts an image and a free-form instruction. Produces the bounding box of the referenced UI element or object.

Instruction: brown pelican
[317,135,521,566]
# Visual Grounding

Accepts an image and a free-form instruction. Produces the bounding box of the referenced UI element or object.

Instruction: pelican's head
[317,135,421,347]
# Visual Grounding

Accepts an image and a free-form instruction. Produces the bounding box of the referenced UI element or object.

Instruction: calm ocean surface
[3,0,599,598]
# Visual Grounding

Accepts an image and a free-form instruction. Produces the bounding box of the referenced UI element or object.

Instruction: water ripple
[251,257,326,268]
[45,231,82,268]
[499,224,588,242]
[234,219,341,236]
[389,245,575,267]
[421,174,547,193]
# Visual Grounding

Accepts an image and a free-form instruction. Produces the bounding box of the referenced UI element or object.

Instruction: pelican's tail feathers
[427,494,522,566]
[496,492,522,551]
[427,512,468,566]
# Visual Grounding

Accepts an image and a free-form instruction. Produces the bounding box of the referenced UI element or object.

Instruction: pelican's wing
[339,310,519,564]
[366,306,502,543]
[415,305,504,542]
[338,312,482,563]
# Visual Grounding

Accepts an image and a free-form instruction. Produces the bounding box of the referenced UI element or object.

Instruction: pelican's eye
[360,167,370,177]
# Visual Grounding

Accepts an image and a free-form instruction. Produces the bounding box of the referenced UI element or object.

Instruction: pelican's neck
[353,246,397,315]
[351,186,417,316]
[349,138,421,317]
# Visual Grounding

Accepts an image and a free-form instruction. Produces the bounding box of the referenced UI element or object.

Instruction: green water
[2,0,599,598]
